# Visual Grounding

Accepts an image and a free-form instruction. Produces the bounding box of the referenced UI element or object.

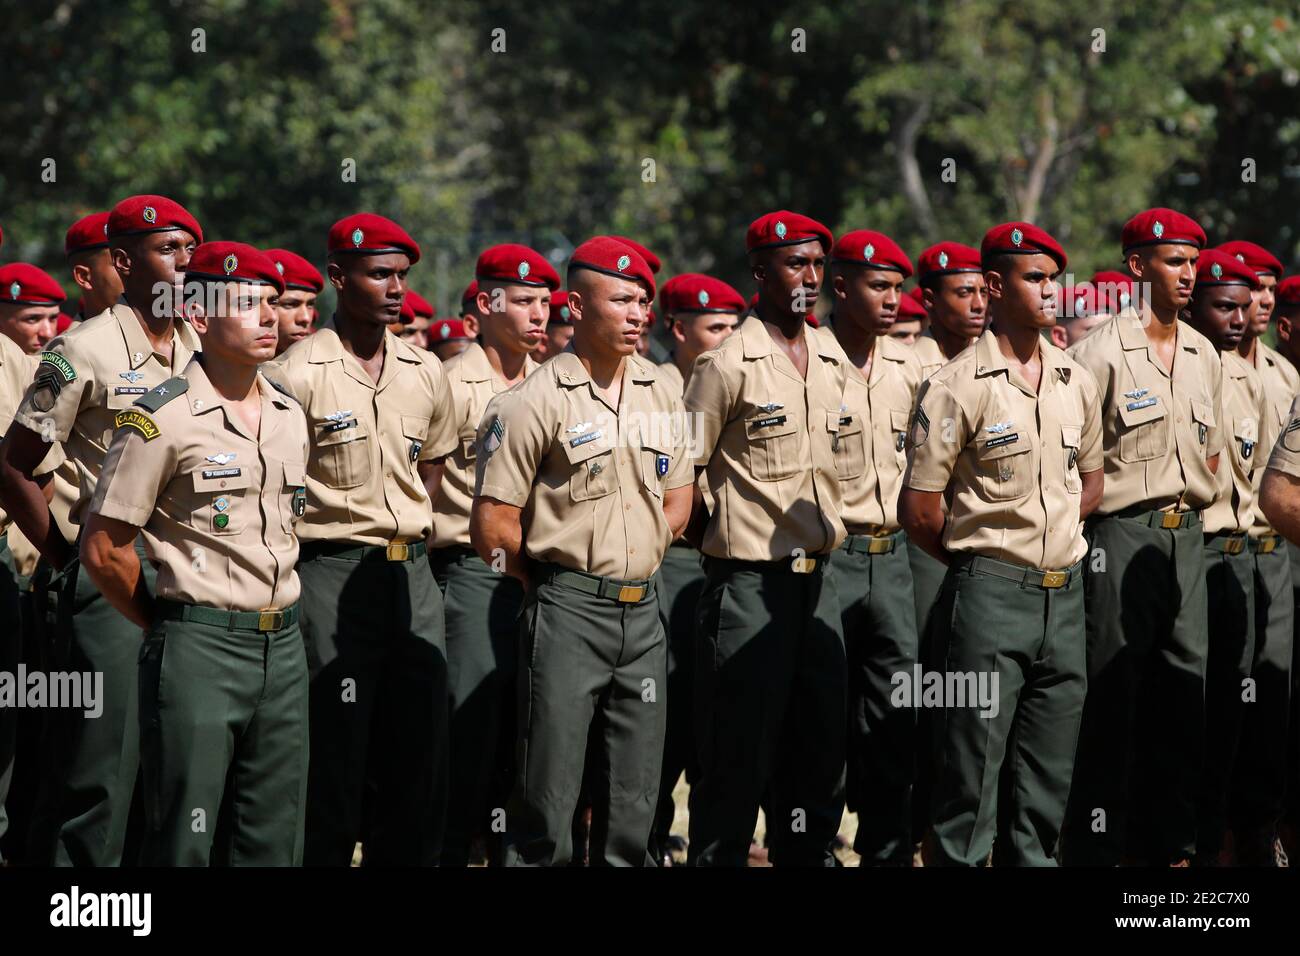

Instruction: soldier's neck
[991,318,1042,364]
[125,299,177,354]
[482,340,529,385]
[830,315,877,369]
[1236,333,1258,363]
[333,311,386,360]
[199,354,259,404]
[673,349,698,386]
[931,317,975,359]
[1142,305,1180,343]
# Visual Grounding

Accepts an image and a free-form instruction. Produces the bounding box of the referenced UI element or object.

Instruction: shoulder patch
[38,350,76,383]
[114,408,161,442]
[134,376,188,412]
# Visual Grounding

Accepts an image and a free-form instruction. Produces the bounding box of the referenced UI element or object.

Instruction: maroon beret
[660,274,747,315]
[406,290,436,319]
[746,211,833,253]
[831,230,913,277]
[568,237,656,299]
[1090,270,1134,312]
[898,290,927,319]
[1277,276,1300,306]
[263,248,324,293]
[1215,240,1283,278]
[1060,285,1099,319]
[431,317,472,342]
[187,242,285,294]
[1121,207,1205,253]
[0,263,67,305]
[980,222,1067,272]
[65,212,111,256]
[476,243,561,291]
[917,242,982,282]
[607,236,661,274]
[1196,248,1259,289]
[548,290,572,325]
[461,280,479,311]
[107,194,203,244]
[328,213,421,264]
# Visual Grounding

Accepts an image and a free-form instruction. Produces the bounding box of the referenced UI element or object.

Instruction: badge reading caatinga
[113,409,161,441]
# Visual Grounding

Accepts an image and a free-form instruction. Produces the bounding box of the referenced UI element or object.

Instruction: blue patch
[656,454,670,477]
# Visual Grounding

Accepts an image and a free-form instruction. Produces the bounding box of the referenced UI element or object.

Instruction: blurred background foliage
[1,0,1298,317]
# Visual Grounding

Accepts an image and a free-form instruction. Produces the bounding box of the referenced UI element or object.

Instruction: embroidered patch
[912,406,930,446]
[410,439,423,462]
[656,454,670,476]
[569,429,603,448]
[113,409,160,441]
[751,415,787,429]
[483,416,504,455]
[38,351,76,383]
[985,433,1020,449]
[322,419,358,433]
[292,487,307,517]
[1125,397,1158,412]
[202,467,241,480]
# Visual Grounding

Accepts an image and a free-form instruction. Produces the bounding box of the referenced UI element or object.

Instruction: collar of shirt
[971,328,1071,396]
[551,350,656,412]
[182,356,294,442]
[1114,307,1203,376]
[739,314,842,371]
[453,341,538,385]
[111,303,197,370]
[305,326,424,392]
[868,333,912,389]
[1222,347,1255,382]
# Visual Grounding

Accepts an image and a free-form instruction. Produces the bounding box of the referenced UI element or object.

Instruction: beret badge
[616,254,631,271]
[864,243,875,261]
[1010,228,1024,247]
[222,254,238,275]
[517,260,530,279]
[1152,220,1164,239]
[8,282,19,299]
[938,251,949,268]
[142,206,157,224]
[351,228,364,247]
[1211,262,1223,279]
[774,221,787,239]
[698,290,710,306]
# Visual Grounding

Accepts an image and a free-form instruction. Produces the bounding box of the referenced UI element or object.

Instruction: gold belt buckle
[257,609,284,632]
[1261,537,1278,554]
[616,584,646,603]
[791,556,818,574]
[867,538,892,555]
[1040,570,1067,589]
[1226,537,1244,555]
[386,543,410,562]
[1160,513,1183,529]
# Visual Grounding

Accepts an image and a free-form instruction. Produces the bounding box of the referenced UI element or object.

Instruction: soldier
[1050,285,1107,349]
[820,230,923,864]
[265,249,324,356]
[266,213,455,866]
[432,243,556,866]
[537,292,574,361]
[460,281,481,322]
[648,273,743,864]
[470,236,692,866]
[79,242,309,865]
[1091,270,1135,317]
[899,221,1103,866]
[0,264,65,354]
[1064,207,1221,866]
[398,290,436,350]
[65,212,124,322]
[684,211,848,867]
[430,316,474,363]
[0,194,202,866]
[912,243,986,379]
[609,238,663,361]
[889,290,926,345]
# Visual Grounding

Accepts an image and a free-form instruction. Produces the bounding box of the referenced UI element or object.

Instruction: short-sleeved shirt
[905,329,1103,570]
[12,303,200,524]
[1202,350,1269,536]
[818,326,922,533]
[266,327,457,546]
[1250,343,1300,536]
[89,357,309,611]
[1266,394,1300,479]
[0,334,36,535]
[657,360,686,396]
[911,332,952,380]
[1067,308,1225,514]
[431,342,539,549]
[475,351,692,580]
[684,317,848,561]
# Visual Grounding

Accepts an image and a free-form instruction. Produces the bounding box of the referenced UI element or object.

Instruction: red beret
[548,290,572,325]
[746,211,833,253]
[65,212,111,256]
[263,248,324,293]
[461,280,479,310]
[660,274,747,315]
[980,222,1067,272]
[107,194,203,244]
[1215,241,1283,278]
[907,286,928,308]
[1277,276,1300,306]
[1090,270,1134,312]
[476,243,561,291]
[898,290,927,319]
[0,222,4,249]
[831,230,913,277]
[1195,248,1259,289]
[1121,207,1205,253]
[57,311,74,334]
[0,264,66,306]
[406,290,436,319]
[607,236,661,274]
[1060,286,1098,319]
[431,317,472,342]
[917,242,982,282]
[568,237,657,299]
[328,213,420,264]
[398,298,416,324]
[187,242,285,294]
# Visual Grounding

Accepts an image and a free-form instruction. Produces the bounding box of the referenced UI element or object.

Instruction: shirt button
[629,548,636,555]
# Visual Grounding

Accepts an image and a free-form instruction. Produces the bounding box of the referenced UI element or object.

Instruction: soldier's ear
[921,285,935,311]
[462,313,479,338]
[327,259,346,293]
[111,244,132,282]
[1278,313,1292,343]
[984,269,1003,301]
[1125,252,1145,281]
[71,262,94,292]
[831,272,847,300]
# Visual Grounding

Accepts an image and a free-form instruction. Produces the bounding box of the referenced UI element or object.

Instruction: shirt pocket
[639,440,674,499]
[281,461,307,534]
[310,417,371,490]
[401,415,428,468]
[832,409,865,481]
[890,408,910,460]
[563,436,618,502]
[191,467,253,537]
[975,433,1034,502]
[1190,398,1215,452]
[1232,417,1259,470]
[1116,394,1168,463]
[1061,424,1082,494]
[458,426,478,464]
[743,412,800,482]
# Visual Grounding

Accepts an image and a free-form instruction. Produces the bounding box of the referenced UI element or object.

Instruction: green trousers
[831,535,918,864]
[929,556,1086,866]
[1064,514,1208,865]
[649,543,705,862]
[908,535,947,845]
[30,537,155,866]
[0,535,19,862]
[1195,539,1255,860]
[298,544,449,866]
[1230,539,1294,855]
[430,546,524,866]
[689,557,846,867]
[506,571,667,867]
[138,608,308,865]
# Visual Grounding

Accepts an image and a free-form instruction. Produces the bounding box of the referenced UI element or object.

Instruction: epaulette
[265,377,300,404]
[133,376,188,412]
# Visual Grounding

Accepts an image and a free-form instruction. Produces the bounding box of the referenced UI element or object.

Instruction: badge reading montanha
[113,409,161,441]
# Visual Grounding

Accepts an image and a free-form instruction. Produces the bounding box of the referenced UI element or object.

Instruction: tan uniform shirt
[474,351,693,580]
[0,334,35,536]
[1266,394,1300,479]
[657,360,686,395]
[1250,343,1300,536]
[431,343,539,549]
[1067,309,1225,515]
[12,304,199,525]
[906,330,1103,570]
[912,332,950,380]
[818,328,922,533]
[684,317,847,561]
[266,328,457,547]
[1203,350,1269,536]
[90,358,309,611]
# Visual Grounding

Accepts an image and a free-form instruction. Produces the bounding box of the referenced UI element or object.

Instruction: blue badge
[656,454,669,477]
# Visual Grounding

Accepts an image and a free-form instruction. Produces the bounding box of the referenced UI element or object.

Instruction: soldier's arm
[681,353,732,542]
[1205,345,1225,475]
[1077,364,1105,520]
[1080,469,1104,519]
[899,378,968,565]
[682,475,709,548]
[0,425,72,569]
[80,513,150,629]
[1261,398,1300,543]
[898,489,948,564]
[419,357,458,508]
[471,391,548,587]
[470,498,530,587]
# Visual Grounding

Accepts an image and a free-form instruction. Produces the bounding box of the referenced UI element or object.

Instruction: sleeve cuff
[12,410,70,442]
[93,498,150,527]
[905,475,950,493]
[475,483,529,508]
